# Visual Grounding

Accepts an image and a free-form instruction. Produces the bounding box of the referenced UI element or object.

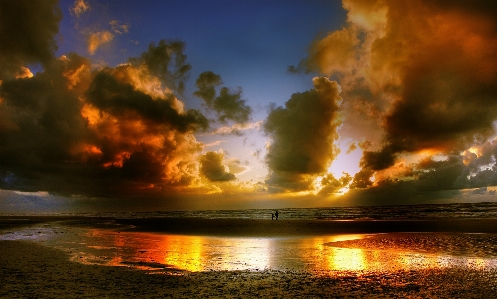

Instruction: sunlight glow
[336,186,350,195]
[467,146,480,157]
[328,141,362,178]
[329,247,366,271]
[163,235,204,272]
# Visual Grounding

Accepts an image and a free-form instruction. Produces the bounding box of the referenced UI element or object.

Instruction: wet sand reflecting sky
[2,223,497,275]
[61,229,497,274]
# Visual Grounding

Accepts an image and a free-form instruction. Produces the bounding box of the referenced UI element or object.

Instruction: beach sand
[1,216,497,298]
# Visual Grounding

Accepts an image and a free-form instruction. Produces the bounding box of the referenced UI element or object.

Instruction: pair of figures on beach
[272,210,279,220]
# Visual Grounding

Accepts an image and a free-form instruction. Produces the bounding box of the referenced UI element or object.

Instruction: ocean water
[69,202,497,220]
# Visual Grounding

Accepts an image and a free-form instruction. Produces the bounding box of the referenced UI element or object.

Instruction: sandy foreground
[1,216,497,298]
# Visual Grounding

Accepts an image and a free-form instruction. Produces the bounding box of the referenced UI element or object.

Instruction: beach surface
[1,216,497,298]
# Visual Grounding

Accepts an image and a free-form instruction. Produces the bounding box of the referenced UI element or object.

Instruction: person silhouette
[275,210,279,220]
[271,213,274,220]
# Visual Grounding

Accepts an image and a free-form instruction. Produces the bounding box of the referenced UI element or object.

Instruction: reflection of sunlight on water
[50,229,497,274]
[155,235,272,271]
[79,231,375,273]
[305,235,368,272]
[329,248,366,271]
[5,224,497,275]
[80,230,273,272]
[212,238,271,271]
[162,235,203,272]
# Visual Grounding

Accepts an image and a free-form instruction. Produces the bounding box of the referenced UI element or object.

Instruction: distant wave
[51,202,497,221]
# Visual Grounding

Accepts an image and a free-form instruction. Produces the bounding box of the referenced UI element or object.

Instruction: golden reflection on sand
[466,258,488,270]
[329,248,366,271]
[305,235,367,272]
[162,235,204,272]
[75,230,497,273]
[80,230,375,272]
[82,230,274,272]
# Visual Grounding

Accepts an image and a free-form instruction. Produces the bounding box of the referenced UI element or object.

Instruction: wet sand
[1,216,497,298]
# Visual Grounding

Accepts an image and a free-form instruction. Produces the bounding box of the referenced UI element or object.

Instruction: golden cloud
[87,31,114,55]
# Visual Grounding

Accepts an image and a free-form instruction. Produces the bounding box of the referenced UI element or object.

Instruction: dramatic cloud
[0,34,210,198]
[0,1,262,203]
[194,71,252,124]
[200,151,236,182]
[86,68,208,133]
[0,0,61,80]
[0,54,94,194]
[130,40,191,93]
[298,0,497,197]
[264,77,342,192]
[4,0,497,209]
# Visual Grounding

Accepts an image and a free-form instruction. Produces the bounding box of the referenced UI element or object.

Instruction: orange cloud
[70,0,90,18]
[0,36,213,198]
[301,0,497,190]
[87,31,114,55]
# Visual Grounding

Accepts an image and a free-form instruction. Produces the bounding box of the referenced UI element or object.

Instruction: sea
[3,201,497,274]
[53,202,497,220]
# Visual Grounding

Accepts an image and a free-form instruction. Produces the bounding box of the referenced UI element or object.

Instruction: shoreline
[2,216,497,237]
[114,217,497,236]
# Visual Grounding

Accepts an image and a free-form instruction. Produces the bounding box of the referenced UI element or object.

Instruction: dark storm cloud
[264,77,342,191]
[353,147,497,199]
[384,60,497,155]
[350,169,374,189]
[301,0,497,198]
[304,0,497,153]
[360,147,396,172]
[369,0,497,160]
[129,40,191,93]
[0,0,61,80]
[0,54,94,194]
[370,0,497,191]
[194,71,222,106]
[0,54,91,162]
[194,71,252,124]
[200,151,236,182]
[0,3,211,198]
[86,68,208,133]
[415,156,467,192]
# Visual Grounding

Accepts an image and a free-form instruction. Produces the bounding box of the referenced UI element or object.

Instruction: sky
[1,0,497,213]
